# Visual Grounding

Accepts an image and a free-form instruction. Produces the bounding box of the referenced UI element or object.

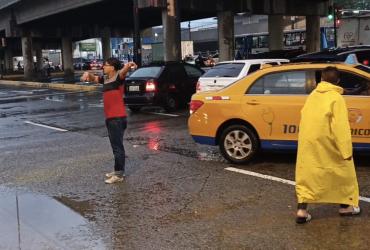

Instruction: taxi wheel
[219,125,259,164]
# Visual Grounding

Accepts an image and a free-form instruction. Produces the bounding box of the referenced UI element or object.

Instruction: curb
[0,80,101,92]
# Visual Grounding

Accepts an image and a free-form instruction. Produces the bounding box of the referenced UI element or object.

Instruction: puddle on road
[127,136,224,162]
[0,186,105,250]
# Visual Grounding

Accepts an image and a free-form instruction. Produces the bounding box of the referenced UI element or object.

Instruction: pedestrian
[81,58,137,184]
[45,59,51,77]
[17,61,22,71]
[295,66,360,224]
[235,50,242,60]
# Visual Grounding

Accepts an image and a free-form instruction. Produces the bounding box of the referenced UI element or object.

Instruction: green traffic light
[328,14,334,20]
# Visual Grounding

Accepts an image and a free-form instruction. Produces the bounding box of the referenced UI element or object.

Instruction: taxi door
[339,70,370,146]
[240,70,316,147]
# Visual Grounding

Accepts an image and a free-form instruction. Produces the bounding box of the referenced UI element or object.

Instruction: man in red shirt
[81,58,137,184]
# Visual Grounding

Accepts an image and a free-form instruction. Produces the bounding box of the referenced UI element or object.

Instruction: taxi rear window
[129,66,162,78]
[248,70,317,95]
[202,63,244,78]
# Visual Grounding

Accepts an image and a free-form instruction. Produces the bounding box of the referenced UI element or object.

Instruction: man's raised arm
[119,62,137,80]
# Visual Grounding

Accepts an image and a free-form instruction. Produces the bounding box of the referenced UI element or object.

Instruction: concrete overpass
[0,0,331,80]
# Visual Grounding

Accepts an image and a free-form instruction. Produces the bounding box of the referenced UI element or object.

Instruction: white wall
[73,38,102,59]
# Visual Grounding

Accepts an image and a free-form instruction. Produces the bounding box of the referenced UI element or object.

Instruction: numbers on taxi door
[283,124,299,134]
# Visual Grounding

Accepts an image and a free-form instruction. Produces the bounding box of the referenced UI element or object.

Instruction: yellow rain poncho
[296,81,359,206]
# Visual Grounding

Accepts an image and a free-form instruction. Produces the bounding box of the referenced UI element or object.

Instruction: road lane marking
[88,104,104,108]
[45,99,64,102]
[24,121,68,132]
[225,167,370,203]
[145,112,180,117]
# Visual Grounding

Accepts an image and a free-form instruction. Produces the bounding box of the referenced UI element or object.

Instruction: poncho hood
[316,81,344,94]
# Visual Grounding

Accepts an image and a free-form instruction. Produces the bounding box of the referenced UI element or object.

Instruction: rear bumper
[124,93,157,106]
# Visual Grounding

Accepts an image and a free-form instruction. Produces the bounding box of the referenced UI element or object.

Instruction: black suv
[291,46,370,65]
[124,62,204,112]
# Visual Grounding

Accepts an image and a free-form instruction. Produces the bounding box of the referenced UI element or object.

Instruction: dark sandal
[296,213,312,224]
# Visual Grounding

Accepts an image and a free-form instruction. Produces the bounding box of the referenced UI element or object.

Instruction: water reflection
[143,121,161,133]
[0,187,105,250]
[127,136,223,161]
[148,138,160,151]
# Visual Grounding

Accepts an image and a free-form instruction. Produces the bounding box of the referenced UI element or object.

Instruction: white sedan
[196,59,289,92]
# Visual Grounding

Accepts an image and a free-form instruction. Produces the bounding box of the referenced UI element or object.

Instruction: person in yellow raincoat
[295,66,360,224]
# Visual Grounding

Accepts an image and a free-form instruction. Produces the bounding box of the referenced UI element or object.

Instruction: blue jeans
[105,117,127,175]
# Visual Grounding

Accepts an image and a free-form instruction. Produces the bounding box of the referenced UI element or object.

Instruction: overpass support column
[306,15,321,53]
[162,0,181,61]
[218,11,234,61]
[4,47,13,73]
[34,42,44,73]
[268,15,284,51]
[102,28,112,61]
[61,37,74,82]
[21,36,34,80]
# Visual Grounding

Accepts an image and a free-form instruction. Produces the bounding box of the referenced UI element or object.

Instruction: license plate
[129,85,140,92]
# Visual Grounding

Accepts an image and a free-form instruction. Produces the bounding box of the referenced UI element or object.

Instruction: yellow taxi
[188,63,370,164]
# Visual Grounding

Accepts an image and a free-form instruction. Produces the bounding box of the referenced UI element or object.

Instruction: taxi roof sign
[344,53,359,64]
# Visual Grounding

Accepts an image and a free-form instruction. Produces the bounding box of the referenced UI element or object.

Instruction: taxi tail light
[363,59,369,66]
[145,79,157,92]
[196,81,201,92]
[190,100,204,114]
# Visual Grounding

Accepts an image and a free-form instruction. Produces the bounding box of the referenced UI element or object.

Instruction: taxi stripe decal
[261,140,370,152]
[191,135,216,145]
[191,137,370,152]
[260,140,297,150]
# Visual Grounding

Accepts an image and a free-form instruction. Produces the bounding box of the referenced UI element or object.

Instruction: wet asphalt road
[0,85,370,250]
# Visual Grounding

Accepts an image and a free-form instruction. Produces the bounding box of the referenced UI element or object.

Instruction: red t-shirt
[102,74,127,119]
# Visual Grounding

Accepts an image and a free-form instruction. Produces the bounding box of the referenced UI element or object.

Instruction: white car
[196,59,290,92]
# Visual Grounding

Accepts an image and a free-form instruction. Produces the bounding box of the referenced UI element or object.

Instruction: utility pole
[188,21,191,40]
[133,0,142,66]
[328,4,338,48]
[333,4,337,48]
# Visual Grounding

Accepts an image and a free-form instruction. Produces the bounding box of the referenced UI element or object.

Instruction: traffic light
[328,5,334,20]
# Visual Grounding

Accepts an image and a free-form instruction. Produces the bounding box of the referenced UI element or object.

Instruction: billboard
[338,16,370,47]
[79,43,97,52]
[337,18,358,47]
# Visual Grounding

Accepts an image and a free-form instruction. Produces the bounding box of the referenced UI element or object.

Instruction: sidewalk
[0,70,101,92]
[0,79,101,92]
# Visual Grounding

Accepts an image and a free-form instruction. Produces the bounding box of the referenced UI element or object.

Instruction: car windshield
[129,66,162,78]
[202,63,244,78]
[355,65,370,74]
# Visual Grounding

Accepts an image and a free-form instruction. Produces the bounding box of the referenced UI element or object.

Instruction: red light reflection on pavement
[148,138,160,151]
[144,122,161,151]
[144,122,161,133]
